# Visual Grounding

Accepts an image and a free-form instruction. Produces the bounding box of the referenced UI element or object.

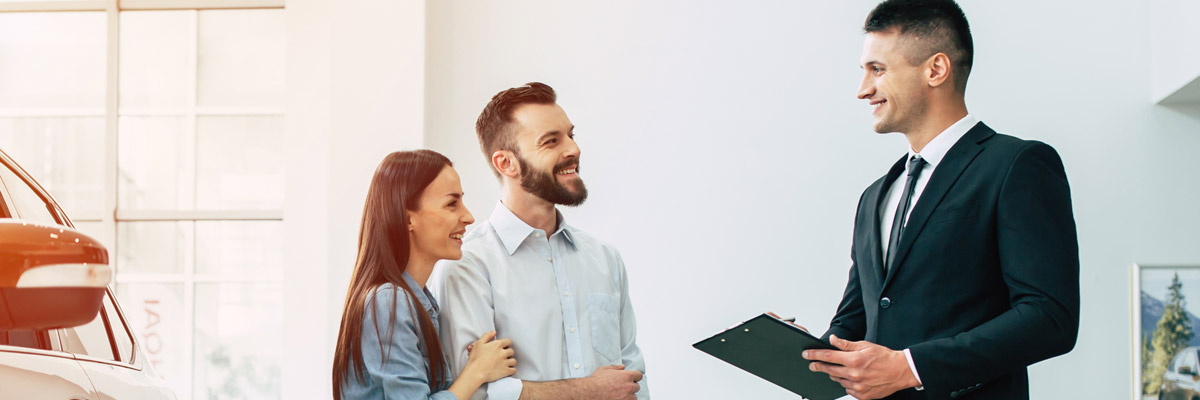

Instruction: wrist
[460,364,487,387]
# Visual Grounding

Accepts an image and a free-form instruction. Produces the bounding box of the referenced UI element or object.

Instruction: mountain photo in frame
[1133,264,1200,400]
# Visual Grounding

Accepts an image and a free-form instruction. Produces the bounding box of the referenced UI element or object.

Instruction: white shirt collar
[908,114,977,169]
[489,201,575,255]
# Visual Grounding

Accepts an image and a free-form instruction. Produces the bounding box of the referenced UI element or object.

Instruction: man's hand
[802,334,919,400]
[586,364,642,400]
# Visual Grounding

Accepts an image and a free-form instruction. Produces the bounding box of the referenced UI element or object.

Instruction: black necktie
[885,156,927,273]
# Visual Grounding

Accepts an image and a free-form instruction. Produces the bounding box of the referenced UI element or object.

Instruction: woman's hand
[463,331,516,383]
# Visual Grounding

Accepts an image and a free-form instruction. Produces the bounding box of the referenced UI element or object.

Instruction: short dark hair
[864,0,973,93]
[475,82,557,177]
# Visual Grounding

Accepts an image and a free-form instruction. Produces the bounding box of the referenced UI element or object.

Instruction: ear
[926,52,952,89]
[406,209,416,231]
[492,150,520,179]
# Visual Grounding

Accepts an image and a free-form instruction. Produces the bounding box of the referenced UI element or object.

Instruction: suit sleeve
[433,255,522,400]
[822,189,871,342]
[908,141,1080,396]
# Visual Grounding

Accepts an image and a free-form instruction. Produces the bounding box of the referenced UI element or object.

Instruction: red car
[0,148,176,399]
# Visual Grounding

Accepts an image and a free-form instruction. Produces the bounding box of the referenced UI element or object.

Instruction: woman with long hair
[333,150,516,400]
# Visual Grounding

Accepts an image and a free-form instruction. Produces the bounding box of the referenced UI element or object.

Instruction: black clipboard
[693,313,847,400]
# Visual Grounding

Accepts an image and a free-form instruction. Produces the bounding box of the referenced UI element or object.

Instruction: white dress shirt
[877,114,978,389]
[429,201,648,400]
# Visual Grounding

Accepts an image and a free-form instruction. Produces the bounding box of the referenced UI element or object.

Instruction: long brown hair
[333,150,453,399]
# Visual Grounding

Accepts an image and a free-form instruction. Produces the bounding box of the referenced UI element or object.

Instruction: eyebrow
[536,125,575,144]
[445,193,462,200]
[863,60,885,68]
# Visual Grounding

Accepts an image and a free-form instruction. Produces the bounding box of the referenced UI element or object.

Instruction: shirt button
[569,327,576,333]
[547,257,553,262]
[563,290,570,297]
[534,231,542,237]
[574,363,581,369]
[880,297,892,308]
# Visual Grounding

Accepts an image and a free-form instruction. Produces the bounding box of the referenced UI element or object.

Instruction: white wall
[283,0,426,398]
[1151,0,1200,103]
[424,1,1200,398]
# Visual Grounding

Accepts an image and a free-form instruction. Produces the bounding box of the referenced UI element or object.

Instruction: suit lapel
[882,123,996,289]
[870,156,908,285]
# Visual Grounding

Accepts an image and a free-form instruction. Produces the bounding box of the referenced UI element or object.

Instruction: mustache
[554,159,580,173]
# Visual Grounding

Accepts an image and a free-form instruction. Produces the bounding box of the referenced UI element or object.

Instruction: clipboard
[693,313,847,400]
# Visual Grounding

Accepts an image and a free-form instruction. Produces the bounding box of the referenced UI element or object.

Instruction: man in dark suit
[799,1,1080,399]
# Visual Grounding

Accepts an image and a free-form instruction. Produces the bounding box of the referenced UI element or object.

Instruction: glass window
[195,116,284,210]
[197,10,285,108]
[193,283,283,399]
[0,118,105,217]
[119,11,192,109]
[0,12,105,108]
[0,329,51,350]
[0,162,58,225]
[116,283,187,392]
[117,221,193,275]
[58,301,116,361]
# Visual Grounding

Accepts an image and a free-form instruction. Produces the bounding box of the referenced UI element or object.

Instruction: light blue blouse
[341,272,458,400]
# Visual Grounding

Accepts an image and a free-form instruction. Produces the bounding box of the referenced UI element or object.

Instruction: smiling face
[407,165,474,262]
[511,103,588,206]
[857,30,930,134]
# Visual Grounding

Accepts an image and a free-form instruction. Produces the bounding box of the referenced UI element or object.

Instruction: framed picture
[1133,264,1200,400]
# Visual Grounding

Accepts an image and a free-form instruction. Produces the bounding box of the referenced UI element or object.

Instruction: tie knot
[907,156,927,177]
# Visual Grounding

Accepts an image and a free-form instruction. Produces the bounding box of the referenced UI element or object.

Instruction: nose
[857,71,874,100]
[461,204,475,226]
[563,135,581,160]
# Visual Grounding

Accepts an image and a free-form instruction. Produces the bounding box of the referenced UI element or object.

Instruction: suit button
[880,297,892,308]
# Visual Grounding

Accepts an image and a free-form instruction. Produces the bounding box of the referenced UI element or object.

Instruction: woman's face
[408,165,474,262]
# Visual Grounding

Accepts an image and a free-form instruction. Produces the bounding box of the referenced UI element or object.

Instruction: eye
[545,138,558,145]
[447,200,457,208]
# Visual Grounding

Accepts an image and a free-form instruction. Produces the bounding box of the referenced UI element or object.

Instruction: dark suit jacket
[821,123,1080,400]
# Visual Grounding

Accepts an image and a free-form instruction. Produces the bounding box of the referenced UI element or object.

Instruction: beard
[518,156,588,206]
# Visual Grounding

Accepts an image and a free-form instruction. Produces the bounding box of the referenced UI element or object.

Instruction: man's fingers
[809,361,852,380]
[830,334,868,351]
[477,331,497,344]
[597,364,622,371]
[627,369,644,382]
[802,349,850,366]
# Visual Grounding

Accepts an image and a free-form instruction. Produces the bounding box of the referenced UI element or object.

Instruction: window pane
[0,12,105,108]
[117,221,193,275]
[58,307,115,361]
[104,294,135,363]
[116,283,187,395]
[196,116,283,209]
[72,221,113,254]
[197,9,285,107]
[120,11,193,109]
[117,116,192,210]
[0,117,105,216]
[0,329,51,350]
[0,162,58,225]
[196,221,282,277]
[193,283,282,400]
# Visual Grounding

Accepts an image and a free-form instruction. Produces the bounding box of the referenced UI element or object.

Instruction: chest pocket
[587,292,621,362]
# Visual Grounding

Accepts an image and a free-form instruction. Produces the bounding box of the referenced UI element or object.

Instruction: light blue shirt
[341,272,458,400]
[430,201,649,400]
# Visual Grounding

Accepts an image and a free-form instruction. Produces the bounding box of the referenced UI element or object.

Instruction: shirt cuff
[487,376,523,400]
[903,348,924,391]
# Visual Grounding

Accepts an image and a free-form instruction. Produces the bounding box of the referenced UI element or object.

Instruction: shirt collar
[489,201,576,255]
[908,114,978,169]
[400,271,438,314]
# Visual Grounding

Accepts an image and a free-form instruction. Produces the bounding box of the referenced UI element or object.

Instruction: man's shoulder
[564,225,622,258]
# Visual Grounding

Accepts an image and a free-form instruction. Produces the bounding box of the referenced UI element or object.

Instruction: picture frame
[1133,264,1200,400]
